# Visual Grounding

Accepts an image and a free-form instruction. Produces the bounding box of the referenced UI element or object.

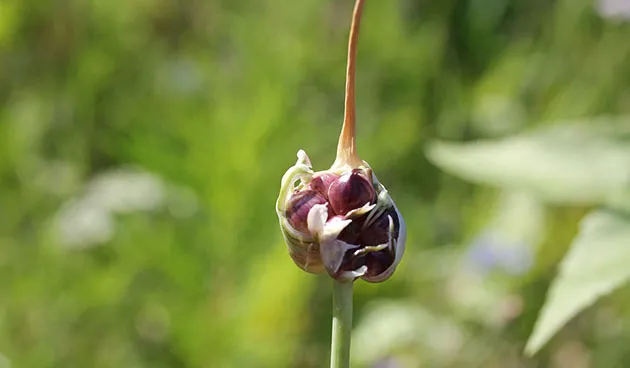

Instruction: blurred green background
[2,0,630,367]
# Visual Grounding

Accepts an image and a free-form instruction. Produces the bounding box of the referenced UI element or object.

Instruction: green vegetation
[2,0,630,367]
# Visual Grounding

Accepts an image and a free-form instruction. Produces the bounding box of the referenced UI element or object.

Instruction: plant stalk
[333,0,366,170]
[330,280,353,368]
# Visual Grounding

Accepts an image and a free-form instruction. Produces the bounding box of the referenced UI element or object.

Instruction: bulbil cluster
[276,151,405,282]
[275,0,406,283]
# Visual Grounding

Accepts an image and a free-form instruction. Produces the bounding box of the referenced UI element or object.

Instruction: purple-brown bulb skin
[285,190,327,233]
[309,173,339,199]
[328,169,376,216]
[335,207,400,280]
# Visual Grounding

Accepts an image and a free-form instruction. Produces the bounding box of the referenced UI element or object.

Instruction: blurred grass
[1,0,630,367]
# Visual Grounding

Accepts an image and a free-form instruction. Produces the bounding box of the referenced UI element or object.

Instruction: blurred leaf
[525,207,630,355]
[426,121,630,204]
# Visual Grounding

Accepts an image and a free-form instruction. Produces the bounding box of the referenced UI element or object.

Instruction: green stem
[330,280,353,368]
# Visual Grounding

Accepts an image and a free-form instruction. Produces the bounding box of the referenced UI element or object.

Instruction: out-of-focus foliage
[427,118,630,355]
[427,121,630,205]
[428,120,630,355]
[2,0,630,367]
[526,206,630,355]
